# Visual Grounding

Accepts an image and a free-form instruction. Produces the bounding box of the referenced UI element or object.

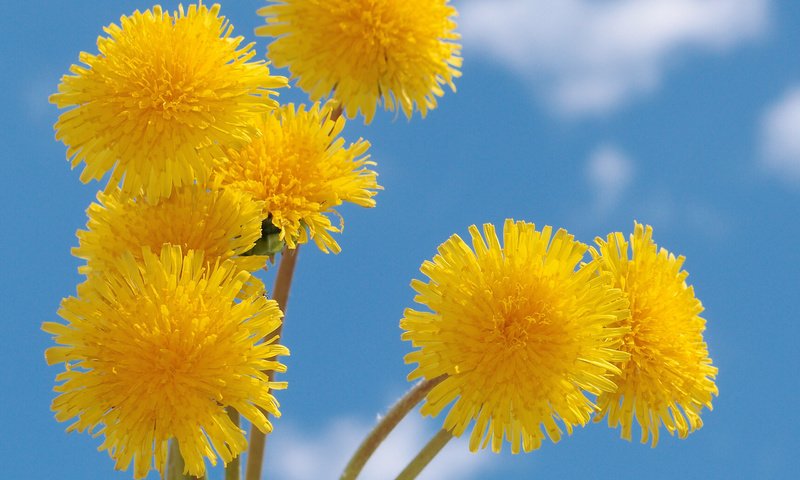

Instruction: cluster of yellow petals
[257,0,462,123]
[73,185,267,277]
[591,223,718,445]
[51,3,286,202]
[215,102,381,253]
[45,4,301,478]
[402,220,630,453]
[43,247,288,479]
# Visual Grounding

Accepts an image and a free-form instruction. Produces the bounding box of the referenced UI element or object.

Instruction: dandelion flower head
[51,3,287,201]
[401,220,630,453]
[73,185,268,276]
[591,222,718,445]
[257,0,462,123]
[214,102,380,254]
[43,247,288,479]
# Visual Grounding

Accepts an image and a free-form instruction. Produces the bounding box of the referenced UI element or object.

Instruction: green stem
[339,376,445,480]
[245,246,300,480]
[166,440,205,480]
[394,429,453,480]
[166,440,185,480]
[225,407,241,480]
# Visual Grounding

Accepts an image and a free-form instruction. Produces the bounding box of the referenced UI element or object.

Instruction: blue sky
[2,0,799,478]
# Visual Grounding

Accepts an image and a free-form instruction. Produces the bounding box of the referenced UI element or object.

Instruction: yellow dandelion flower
[73,185,267,276]
[51,3,287,202]
[591,223,718,446]
[43,247,288,479]
[257,0,462,123]
[401,220,630,453]
[214,102,380,254]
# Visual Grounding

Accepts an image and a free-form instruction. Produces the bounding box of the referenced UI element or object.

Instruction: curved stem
[245,247,300,480]
[394,429,453,480]
[339,376,445,480]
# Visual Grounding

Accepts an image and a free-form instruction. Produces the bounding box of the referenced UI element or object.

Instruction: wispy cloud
[22,73,59,123]
[760,86,800,183]
[459,0,769,116]
[573,145,729,240]
[585,144,634,215]
[268,414,494,480]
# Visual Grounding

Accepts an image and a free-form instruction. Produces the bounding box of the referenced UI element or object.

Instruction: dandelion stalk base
[339,376,445,480]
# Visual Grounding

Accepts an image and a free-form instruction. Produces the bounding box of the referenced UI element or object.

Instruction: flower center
[141,69,199,119]
[491,286,558,351]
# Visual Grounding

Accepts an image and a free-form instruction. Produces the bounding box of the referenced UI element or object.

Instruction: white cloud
[459,0,769,116]
[574,148,730,240]
[761,86,800,182]
[585,144,634,214]
[268,414,493,480]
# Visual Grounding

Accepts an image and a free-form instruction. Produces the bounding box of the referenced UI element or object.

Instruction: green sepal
[244,216,285,257]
